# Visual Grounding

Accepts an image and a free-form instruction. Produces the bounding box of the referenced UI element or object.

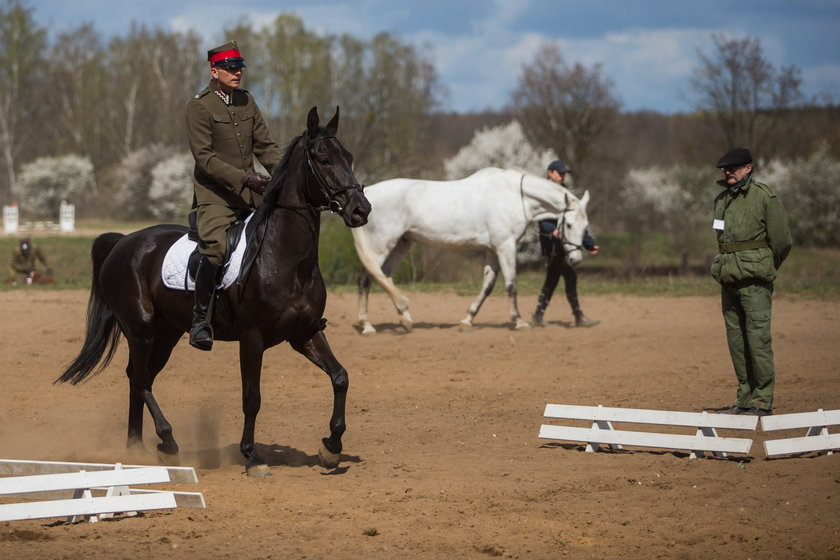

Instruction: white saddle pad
[161,214,253,291]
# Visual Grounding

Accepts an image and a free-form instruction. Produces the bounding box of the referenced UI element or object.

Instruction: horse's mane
[251,133,304,228]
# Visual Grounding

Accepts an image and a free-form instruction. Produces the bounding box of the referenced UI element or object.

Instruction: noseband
[304,136,364,215]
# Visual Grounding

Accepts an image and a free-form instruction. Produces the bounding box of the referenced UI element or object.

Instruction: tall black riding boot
[189,256,221,351]
[568,294,600,328]
[532,290,551,327]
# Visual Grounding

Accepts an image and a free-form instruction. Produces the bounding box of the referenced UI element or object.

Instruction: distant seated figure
[8,237,52,285]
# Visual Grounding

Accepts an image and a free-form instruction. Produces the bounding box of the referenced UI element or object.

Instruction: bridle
[304,135,364,216]
[556,206,585,253]
[520,173,585,253]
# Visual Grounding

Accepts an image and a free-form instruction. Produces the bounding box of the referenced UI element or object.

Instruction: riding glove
[243,172,270,194]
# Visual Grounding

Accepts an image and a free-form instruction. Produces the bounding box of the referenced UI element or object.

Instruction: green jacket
[711,174,792,285]
[10,243,48,275]
[185,81,283,209]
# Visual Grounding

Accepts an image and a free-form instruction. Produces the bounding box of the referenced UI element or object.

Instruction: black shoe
[719,406,750,414]
[747,407,772,417]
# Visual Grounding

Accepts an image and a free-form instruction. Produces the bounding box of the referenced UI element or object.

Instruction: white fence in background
[2,202,75,235]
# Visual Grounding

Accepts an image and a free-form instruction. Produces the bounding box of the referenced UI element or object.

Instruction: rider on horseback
[185,40,283,350]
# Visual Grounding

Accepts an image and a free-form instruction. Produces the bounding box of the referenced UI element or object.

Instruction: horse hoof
[318,444,341,469]
[514,319,531,330]
[246,464,272,477]
[360,323,377,336]
[459,319,473,331]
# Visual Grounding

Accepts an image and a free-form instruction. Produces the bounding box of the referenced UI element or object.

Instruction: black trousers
[540,253,578,304]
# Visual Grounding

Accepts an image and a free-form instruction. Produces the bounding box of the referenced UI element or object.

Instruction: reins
[237,132,361,294]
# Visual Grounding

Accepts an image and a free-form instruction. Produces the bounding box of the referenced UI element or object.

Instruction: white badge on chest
[713,219,724,231]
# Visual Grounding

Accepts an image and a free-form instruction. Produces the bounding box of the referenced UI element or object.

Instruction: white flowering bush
[760,147,840,247]
[622,164,719,231]
[444,120,557,179]
[445,120,557,266]
[16,155,96,218]
[111,144,178,219]
[149,153,194,221]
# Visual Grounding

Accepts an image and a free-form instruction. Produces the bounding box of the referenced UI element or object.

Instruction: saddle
[185,210,248,280]
[161,211,254,292]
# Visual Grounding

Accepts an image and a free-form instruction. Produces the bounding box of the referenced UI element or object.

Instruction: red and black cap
[207,40,246,69]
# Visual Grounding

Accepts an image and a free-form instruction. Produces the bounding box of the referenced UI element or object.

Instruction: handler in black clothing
[531,160,600,328]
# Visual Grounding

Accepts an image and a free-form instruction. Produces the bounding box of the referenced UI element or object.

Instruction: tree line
[2,0,838,250]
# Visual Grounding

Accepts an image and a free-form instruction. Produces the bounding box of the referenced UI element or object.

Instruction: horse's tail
[55,233,125,385]
[350,226,408,308]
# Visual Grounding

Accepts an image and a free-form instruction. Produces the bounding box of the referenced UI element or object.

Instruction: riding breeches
[196,204,241,266]
[540,254,578,303]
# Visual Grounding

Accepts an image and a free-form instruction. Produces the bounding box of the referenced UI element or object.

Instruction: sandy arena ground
[0,289,838,559]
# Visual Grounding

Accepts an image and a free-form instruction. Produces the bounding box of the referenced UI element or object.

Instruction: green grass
[3,220,838,299]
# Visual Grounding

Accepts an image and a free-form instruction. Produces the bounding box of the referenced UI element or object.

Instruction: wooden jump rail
[0,459,205,523]
[761,408,840,457]
[539,404,757,459]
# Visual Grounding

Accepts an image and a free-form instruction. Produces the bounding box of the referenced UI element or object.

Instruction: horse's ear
[581,190,590,208]
[325,106,339,136]
[307,107,320,136]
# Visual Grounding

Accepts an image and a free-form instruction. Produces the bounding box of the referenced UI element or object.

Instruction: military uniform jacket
[711,175,792,285]
[186,81,283,209]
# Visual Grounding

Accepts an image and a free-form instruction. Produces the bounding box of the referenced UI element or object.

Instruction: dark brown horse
[56,107,371,476]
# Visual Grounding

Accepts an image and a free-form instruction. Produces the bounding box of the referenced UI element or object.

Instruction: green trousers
[196,204,241,266]
[721,281,776,410]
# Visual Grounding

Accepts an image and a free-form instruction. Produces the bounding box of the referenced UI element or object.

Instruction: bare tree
[512,43,620,193]
[0,0,46,205]
[689,34,803,159]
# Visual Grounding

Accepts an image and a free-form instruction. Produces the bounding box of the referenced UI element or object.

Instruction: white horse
[352,167,590,334]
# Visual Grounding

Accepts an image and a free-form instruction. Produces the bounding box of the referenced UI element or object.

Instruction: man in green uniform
[711,147,792,417]
[185,40,283,351]
[8,237,50,285]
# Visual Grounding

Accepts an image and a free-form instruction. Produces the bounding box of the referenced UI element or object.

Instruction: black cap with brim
[716,147,752,168]
[547,160,571,174]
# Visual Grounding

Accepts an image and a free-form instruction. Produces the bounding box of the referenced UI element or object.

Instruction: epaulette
[193,87,212,99]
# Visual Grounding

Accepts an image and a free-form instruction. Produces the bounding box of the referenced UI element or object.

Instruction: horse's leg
[291,331,348,469]
[238,334,269,477]
[356,268,376,336]
[380,238,413,331]
[461,251,499,329]
[497,243,529,330]
[125,327,183,462]
[126,355,145,450]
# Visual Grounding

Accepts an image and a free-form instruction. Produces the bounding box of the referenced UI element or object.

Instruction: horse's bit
[304,136,364,215]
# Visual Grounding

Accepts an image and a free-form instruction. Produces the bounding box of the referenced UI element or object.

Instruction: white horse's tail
[351,226,409,309]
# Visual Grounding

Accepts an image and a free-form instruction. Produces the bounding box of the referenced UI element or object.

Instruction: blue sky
[30,0,840,113]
